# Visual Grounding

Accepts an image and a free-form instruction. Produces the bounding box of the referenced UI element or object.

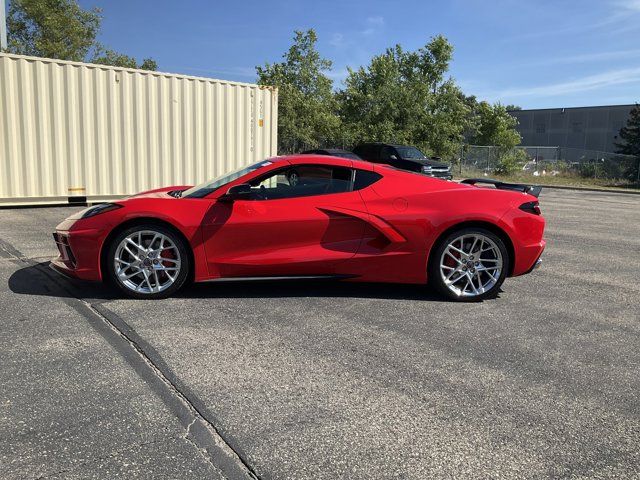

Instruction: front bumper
[53,232,77,268]
[51,229,103,281]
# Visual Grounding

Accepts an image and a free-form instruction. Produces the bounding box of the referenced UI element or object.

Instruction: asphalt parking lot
[1,188,639,479]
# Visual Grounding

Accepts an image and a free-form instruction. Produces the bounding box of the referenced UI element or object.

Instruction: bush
[579,162,596,178]
[493,149,528,175]
[621,157,640,182]
[554,161,570,173]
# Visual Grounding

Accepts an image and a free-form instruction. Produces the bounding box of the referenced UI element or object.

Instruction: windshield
[182,160,274,198]
[395,146,427,159]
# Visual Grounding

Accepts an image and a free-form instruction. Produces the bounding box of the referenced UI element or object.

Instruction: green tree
[339,36,467,158]
[92,47,158,70]
[615,104,640,157]
[458,93,480,145]
[256,29,340,153]
[615,103,640,182]
[466,101,522,175]
[470,102,521,149]
[6,0,157,70]
[6,0,100,60]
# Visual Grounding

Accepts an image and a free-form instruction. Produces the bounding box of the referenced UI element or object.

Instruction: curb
[535,184,640,195]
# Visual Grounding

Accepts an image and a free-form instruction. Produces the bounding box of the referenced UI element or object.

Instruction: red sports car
[52,155,545,301]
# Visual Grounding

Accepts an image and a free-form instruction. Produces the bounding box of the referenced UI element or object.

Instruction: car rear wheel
[429,227,509,302]
[287,169,300,186]
[107,225,190,299]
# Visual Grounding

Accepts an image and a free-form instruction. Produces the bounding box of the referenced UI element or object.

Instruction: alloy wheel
[439,233,503,298]
[113,230,182,294]
[288,171,299,186]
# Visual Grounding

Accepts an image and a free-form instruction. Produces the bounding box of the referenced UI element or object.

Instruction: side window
[252,170,288,190]
[353,170,382,190]
[248,166,353,200]
[379,146,396,162]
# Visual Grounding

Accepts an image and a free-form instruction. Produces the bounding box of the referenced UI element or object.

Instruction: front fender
[95,198,213,282]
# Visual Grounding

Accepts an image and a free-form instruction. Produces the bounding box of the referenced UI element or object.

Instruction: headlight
[79,203,123,219]
[422,165,433,174]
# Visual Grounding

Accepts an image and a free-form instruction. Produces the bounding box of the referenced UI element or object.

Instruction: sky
[82,0,640,109]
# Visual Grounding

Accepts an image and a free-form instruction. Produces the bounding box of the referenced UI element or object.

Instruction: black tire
[428,227,510,302]
[106,224,190,299]
[287,169,300,186]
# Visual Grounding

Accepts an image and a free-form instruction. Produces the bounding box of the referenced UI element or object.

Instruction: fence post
[486,147,491,174]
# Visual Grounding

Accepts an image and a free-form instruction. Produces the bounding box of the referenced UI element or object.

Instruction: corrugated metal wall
[0,53,278,205]
[508,105,634,153]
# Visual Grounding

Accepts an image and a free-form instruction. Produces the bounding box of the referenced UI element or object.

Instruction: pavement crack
[0,237,29,261]
[185,416,199,437]
[182,417,226,476]
[85,301,260,479]
[2,236,259,480]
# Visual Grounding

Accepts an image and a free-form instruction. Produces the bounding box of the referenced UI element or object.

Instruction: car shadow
[8,261,445,302]
[7,261,117,300]
[179,278,441,301]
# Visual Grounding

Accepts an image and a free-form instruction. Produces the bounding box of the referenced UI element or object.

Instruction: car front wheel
[107,225,190,299]
[429,227,509,301]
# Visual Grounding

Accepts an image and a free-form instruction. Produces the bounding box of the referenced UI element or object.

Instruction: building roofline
[508,103,637,113]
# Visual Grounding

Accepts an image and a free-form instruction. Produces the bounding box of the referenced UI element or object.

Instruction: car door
[201,162,368,278]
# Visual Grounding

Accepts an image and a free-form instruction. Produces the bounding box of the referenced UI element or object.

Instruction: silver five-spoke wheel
[113,230,182,295]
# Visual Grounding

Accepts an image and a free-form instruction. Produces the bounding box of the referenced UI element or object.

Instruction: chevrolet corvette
[52,155,545,301]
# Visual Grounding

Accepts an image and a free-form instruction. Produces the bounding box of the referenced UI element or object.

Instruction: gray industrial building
[508,104,636,158]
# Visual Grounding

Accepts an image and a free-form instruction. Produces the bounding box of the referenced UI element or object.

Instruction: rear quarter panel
[356,170,539,282]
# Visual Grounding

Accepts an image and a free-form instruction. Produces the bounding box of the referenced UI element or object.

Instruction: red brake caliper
[160,248,176,280]
[444,240,461,270]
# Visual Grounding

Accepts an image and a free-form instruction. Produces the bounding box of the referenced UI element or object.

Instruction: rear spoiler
[460,178,542,198]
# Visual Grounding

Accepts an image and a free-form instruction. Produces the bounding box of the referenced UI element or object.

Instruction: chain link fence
[279,139,640,187]
[456,145,640,186]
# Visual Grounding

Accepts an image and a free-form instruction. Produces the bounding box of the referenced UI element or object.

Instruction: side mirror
[389,154,398,160]
[221,183,253,201]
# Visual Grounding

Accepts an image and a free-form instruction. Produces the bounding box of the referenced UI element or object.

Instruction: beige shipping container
[0,53,278,206]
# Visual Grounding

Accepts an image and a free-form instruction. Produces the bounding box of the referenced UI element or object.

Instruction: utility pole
[0,0,7,51]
